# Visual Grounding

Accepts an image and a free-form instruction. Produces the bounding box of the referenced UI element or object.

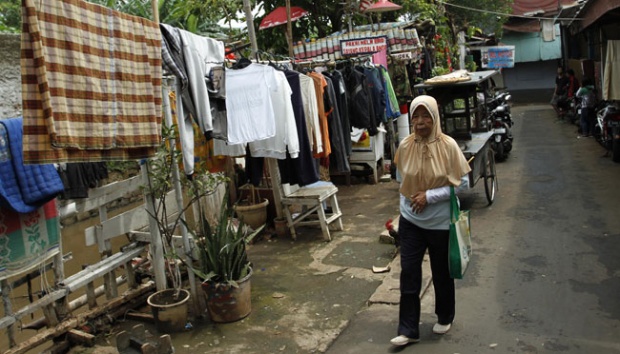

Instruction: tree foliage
[0,0,20,33]
[0,0,512,69]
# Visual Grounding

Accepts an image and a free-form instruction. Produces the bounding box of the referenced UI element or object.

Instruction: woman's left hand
[410,191,427,213]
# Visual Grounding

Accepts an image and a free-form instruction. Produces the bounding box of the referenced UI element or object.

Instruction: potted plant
[191,191,263,323]
[142,124,227,331]
[233,183,269,230]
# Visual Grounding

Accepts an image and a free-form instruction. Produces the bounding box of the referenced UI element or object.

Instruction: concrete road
[326,104,620,353]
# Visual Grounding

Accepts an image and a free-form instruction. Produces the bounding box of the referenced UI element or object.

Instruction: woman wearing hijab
[391,95,471,346]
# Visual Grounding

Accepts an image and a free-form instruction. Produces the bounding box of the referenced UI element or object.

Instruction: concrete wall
[501,60,559,104]
[0,33,22,119]
[502,26,562,63]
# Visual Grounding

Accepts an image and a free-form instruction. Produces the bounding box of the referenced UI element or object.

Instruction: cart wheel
[484,148,498,204]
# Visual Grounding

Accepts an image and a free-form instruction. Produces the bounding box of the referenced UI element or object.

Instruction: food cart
[414,70,500,204]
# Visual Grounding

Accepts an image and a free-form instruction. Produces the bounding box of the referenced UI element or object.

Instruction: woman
[391,95,471,346]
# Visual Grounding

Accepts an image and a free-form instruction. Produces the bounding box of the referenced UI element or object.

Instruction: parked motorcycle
[593,102,620,162]
[565,95,581,125]
[487,91,514,161]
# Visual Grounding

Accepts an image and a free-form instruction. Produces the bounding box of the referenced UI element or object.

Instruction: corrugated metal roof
[511,0,577,16]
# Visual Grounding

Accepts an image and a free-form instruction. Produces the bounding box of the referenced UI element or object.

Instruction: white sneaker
[390,335,420,346]
[432,322,452,334]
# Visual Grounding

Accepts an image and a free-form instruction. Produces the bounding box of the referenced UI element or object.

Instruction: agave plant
[191,191,263,287]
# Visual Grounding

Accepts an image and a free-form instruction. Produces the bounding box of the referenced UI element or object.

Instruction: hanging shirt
[213,140,246,157]
[299,74,323,154]
[178,29,225,136]
[379,65,401,120]
[249,70,300,159]
[277,71,319,186]
[308,72,331,158]
[225,64,278,145]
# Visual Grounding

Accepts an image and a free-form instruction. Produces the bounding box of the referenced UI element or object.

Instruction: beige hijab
[394,95,471,198]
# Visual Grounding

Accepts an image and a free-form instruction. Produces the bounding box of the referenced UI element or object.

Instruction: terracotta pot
[201,268,252,323]
[234,199,269,229]
[147,288,190,333]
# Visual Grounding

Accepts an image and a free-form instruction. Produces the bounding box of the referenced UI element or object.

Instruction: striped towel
[0,199,60,281]
[21,0,163,164]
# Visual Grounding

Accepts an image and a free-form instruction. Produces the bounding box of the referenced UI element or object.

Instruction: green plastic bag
[448,186,472,279]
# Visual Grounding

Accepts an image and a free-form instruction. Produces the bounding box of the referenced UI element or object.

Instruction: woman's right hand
[410,191,427,213]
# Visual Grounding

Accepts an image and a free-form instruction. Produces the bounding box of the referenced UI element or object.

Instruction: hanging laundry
[379,66,402,120]
[299,74,323,155]
[249,68,299,159]
[225,63,279,145]
[324,70,352,156]
[277,70,319,186]
[160,24,196,120]
[57,162,108,199]
[178,29,225,138]
[168,91,227,174]
[21,0,163,163]
[0,199,60,281]
[308,72,332,158]
[323,76,350,174]
[0,118,64,214]
[362,66,387,124]
[341,65,378,136]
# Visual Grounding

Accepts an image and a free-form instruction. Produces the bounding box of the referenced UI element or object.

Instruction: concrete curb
[368,252,432,305]
[370,214,433,305]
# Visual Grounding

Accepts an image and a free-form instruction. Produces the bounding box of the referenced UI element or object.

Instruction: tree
[0,0,20,33]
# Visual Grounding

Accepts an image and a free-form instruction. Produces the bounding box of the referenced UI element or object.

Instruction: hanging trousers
[397,216,455,339]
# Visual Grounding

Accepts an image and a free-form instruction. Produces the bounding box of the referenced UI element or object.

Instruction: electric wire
[436,0,583,21]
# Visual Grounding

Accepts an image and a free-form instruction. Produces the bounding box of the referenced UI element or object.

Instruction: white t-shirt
[249,70,299,159]
[225,64,278,145]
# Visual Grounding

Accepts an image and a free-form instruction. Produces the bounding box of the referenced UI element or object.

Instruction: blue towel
[0,118,64,213]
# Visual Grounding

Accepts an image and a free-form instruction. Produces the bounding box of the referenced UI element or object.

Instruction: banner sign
[481,46,515,69]
[341,36,388,56]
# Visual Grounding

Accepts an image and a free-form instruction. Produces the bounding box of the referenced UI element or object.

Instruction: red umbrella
[259,6,309,30]
[363,0,402,13]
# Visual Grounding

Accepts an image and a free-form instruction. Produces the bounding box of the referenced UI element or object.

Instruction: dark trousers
[397,216,455,338]
[580,106,593,136]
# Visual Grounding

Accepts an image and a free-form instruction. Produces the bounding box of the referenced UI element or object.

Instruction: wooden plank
[4,281,155,354]
[62,246,144,292]
[0,290,67,330]
[67,329,95,347]
[85,190,178,247]
[0,315,15,329]
[1,279,16,347]
[72,176,143,215]
[41,340,70,354]
[287,185,337,199]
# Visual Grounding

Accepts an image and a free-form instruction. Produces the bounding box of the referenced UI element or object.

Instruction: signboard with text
[481,46,515,69]
[341,36,388,56]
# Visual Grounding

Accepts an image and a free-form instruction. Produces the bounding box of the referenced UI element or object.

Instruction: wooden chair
[279,181,343,241]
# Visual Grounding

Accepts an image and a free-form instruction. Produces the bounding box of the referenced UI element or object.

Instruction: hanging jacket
[341,66,378,136]
[324,76,350,174]
[324,70,352,156]
[362,66,387,124]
